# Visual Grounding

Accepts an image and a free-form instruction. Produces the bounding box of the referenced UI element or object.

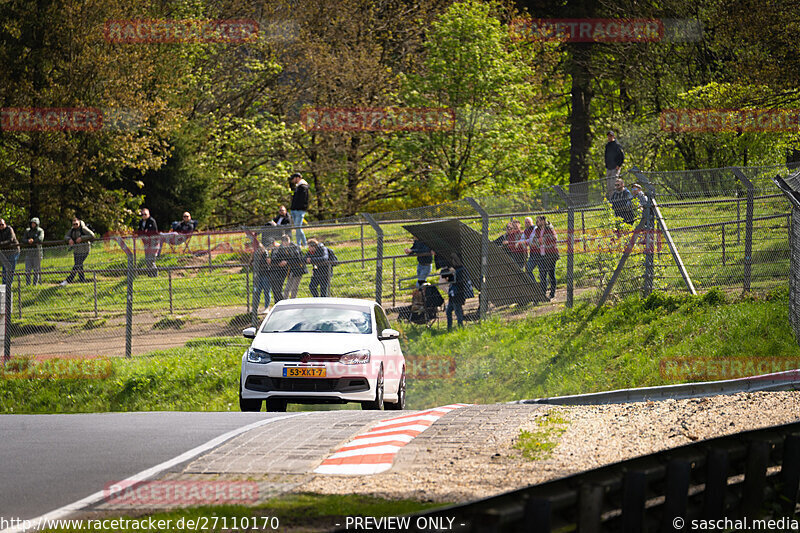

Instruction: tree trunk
[567,43,593,206]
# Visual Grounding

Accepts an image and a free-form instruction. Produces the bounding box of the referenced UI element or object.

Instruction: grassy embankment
[2,288,797,414]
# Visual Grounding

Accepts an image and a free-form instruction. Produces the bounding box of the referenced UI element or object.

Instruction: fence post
[738,169,754,292]
[245,265,250,313]
[93,272,98,318]
[636,173,657,297]
[0,253,12,362]
[465,197,489,321]
[361,213,383,304]
[553,186,574,308]
[633,167,695,296]
[207,232,212,267]
[16,274,21,319]
[360,223,365,269]
[168,269,173,315]
[733,168,754,292]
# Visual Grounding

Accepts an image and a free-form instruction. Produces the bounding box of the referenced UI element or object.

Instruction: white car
[239,298,406,412]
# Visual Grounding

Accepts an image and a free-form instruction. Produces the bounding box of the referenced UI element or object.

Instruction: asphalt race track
[0,412,290,522]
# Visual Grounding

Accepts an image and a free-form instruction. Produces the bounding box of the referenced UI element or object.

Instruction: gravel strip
[296,391,800,503]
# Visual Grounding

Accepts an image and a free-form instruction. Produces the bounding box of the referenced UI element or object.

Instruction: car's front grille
[270,353,341,362]
[245,375,369,393]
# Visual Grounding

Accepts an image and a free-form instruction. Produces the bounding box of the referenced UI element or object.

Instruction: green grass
[2,288,797,414]
[514,410,569,460]
[39,493,446,533]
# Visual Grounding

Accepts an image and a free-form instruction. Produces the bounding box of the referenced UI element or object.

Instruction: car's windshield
[261,306,372,334]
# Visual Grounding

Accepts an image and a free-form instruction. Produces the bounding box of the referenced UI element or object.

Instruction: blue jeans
[538,256,557,298]
[417,263,432,283]
[252,275,271,310]
[446,298,464,330]
[525,254,538,283]
[1,252,19,286]
[291,210,306,246]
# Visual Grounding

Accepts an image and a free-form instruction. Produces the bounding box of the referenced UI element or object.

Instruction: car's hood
[251,332,376,355]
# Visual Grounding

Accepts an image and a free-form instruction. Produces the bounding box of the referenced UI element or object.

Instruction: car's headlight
[339,349,371,365]
[246,348,271,364]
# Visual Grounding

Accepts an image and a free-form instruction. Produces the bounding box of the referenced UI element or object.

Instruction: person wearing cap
[0,218,20,286]
[604,131,625,196]
[22,217,44,285]
[60,217,94,286]
[288,172,310,246]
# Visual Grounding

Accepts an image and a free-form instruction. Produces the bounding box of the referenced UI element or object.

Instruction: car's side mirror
[242,327,257,339]
[379,328,400,340]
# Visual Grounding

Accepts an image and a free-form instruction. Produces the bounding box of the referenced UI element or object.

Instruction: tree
[399,0,559,201]
[0,0,186,235]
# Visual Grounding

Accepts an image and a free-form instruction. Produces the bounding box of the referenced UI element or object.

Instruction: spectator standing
[136,208,159,277]
[523,217,538,283]
[288,172,309,247]
[609,178,636,225]
[404,238,433,284]
[502,219,526,269]
[534,215,559,300]
[306,238,333,297]
[251,237,276,312]
[274,234,306,299]
[604,131,625,196]
[266,238,285,304]
[23,217,44,285]
[443,256,473,331]
[60,217,94,285]
[0,219,20,286]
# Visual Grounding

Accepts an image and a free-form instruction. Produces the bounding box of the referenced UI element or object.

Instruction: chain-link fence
[0,164,793,360]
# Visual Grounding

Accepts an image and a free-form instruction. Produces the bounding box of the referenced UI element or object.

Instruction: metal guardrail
[514,368,800,406]
[402,421,800,533]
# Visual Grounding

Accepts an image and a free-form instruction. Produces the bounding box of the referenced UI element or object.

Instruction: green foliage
[514,410,569,460]
[398,0,560,200]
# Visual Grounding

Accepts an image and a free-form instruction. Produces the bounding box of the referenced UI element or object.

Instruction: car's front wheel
[239,383,263,412]
[361,367,384,410]
[385,369,405,411]
[266,398,287,412]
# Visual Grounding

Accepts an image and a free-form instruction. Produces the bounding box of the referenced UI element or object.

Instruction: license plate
[283,367,326,378]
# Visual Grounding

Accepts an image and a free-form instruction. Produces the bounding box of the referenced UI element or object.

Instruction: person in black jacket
[288,172,310,246]
[443,254,473,331]
[135,208,159,277]
[604,131,625,196]
[273,234,306,299]
[0,219,20,286]
[306,238,332,297]
[404,239,433,284]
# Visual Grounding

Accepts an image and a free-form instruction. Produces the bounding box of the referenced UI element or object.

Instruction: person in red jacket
[533,215,559,300]
[502,219,526,269]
